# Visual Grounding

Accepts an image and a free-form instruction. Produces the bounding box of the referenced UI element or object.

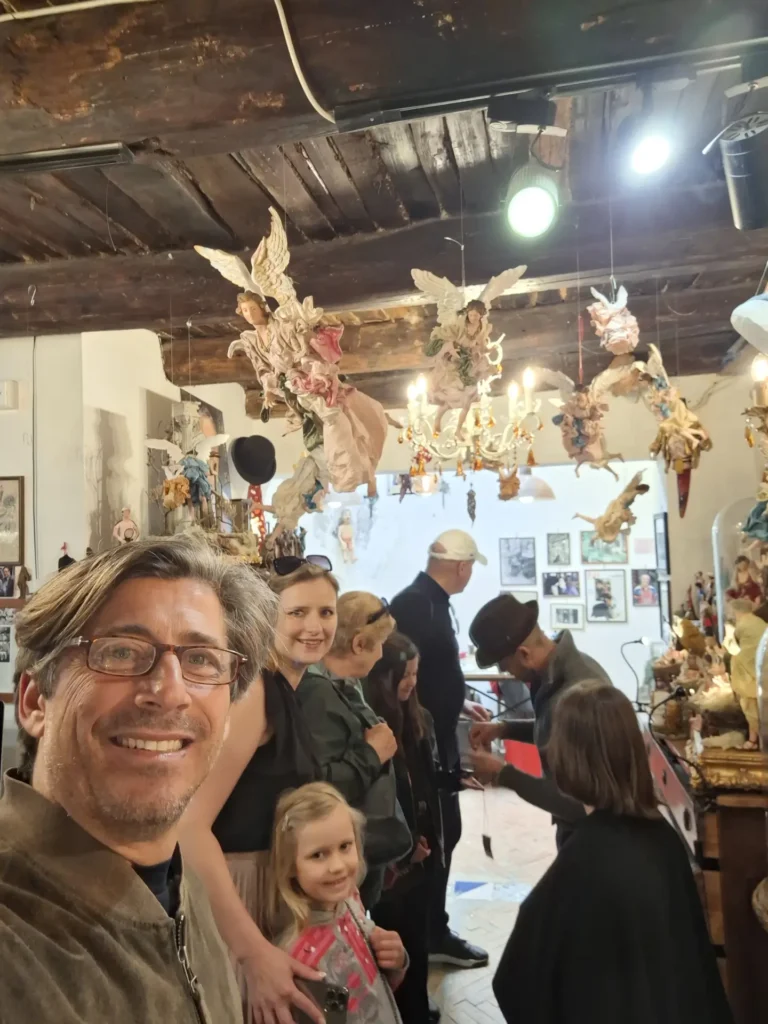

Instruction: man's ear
[351,633,366,656]
[16,673,47,739]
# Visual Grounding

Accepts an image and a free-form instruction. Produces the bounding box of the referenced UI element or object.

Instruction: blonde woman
[296,591,402,905]
[180,555,339,1024]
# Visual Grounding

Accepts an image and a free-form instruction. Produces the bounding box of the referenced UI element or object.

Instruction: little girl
[270,782,407,1024]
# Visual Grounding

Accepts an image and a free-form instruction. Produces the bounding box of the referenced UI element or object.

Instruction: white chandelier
[400,366,542,476]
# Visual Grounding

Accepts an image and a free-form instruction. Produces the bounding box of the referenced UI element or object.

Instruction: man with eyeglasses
[0,535,279,1024]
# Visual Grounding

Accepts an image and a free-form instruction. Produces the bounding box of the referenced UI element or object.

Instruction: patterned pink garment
[279,896,402,1024]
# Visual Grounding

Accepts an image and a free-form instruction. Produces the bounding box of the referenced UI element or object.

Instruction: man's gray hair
[14,534,277,778]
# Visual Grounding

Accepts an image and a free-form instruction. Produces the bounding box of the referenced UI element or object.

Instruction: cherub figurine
[532,364,635,479]
[634,344,712,517]
[112,507,140,544]
[336,509,357,564]
[574,471,650,542]
[587,285,640,357]
[726,555,763,607]
[197,209,388,503]
[411,265,527,435]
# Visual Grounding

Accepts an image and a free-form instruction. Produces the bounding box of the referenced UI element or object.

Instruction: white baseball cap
[429,529,488,566]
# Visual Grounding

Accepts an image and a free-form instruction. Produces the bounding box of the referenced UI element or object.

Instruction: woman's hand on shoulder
[242,941,325,1024]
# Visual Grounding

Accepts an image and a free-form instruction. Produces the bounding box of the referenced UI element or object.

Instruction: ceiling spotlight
[505,164,560,239]
[630,133,671,175]
[704,112,768,231]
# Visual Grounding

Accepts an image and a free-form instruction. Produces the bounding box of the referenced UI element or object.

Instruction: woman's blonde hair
[265,563,339,672]
[269,782,365,939]
[330,591,395,656]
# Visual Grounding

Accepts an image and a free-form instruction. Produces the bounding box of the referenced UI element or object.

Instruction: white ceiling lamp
[505,163,560,238]
[515,466,555,503]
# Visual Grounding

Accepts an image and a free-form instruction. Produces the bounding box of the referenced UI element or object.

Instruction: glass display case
[712,496,756,642]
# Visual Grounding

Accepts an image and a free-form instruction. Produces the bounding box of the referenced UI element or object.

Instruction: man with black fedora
[468,592,610,848]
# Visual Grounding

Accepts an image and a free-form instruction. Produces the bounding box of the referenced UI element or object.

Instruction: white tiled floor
[429,788,556,1024]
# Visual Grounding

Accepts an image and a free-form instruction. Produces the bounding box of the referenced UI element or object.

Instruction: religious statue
[410,264,527,435]
[587,284,640,357]
[112,507,140,544]
[633,345,712,517]
[336,509,357,564]
[573,471,650,542]
[725,555,763,607]
[532,364,634,479]
[196,208,389,511]
[727,598,765,749]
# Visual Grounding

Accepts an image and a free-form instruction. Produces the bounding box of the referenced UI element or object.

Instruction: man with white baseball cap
[390,530,490,981]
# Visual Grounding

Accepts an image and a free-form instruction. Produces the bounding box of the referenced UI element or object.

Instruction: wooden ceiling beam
[1,1,767,158]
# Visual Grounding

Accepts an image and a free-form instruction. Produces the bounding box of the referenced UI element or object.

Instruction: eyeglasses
[367,597,390,625]
[67,636,247,687]
[272,554,333,576]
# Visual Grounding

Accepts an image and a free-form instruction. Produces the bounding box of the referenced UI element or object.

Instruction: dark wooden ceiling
[1,0,768,410]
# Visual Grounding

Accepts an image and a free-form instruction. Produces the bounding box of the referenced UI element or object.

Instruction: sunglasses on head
[367,597,390,625]
[272,554,333,576]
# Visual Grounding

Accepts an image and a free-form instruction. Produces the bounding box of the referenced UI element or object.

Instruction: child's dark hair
[365,632,424,750]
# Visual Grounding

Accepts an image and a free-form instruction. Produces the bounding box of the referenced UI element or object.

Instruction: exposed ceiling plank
[0,177,106,257]
[182,154,274,249]
[298,138,376,234]
[371,123,441,222]
[237,147,335,241]
[445,109,500,212]
[331,132,409,230]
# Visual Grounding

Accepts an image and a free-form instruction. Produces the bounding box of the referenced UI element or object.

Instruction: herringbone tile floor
[429,788,556,1024]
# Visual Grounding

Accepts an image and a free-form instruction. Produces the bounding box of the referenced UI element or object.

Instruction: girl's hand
[411,836,431,863]
[242,942,325,1024]
[370,926,406,971]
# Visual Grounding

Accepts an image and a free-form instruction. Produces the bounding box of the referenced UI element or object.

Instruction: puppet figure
[196,209,389,505]
[726,555,763,607]
[533,364,634,479]
[634,345,712,517]
[498,467,520,501]
[411,265,527,436]
[587,285,640,357]
[573,471,650,542]
[147,404,228,516]
[112,507,140,544]
[336,509,357,564]
[16,565,31,600]
[250,453,329,538]
[727,598,765,749]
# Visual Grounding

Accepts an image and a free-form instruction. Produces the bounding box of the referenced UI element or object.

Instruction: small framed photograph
[632,569,660,607]
[551,603,585,631]
[654,513,670,576]
[0,565,17,598]
[585,569,627,623]
[0,477,24,565]
[580,530,628,565]
[547,533,571,566]
[499,537,536,587]
[542,571,580,597]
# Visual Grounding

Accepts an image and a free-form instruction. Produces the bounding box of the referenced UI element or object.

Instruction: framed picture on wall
[654,513,670,575]
[632,569,660,607]
[580,530,628,565]
[499,537,536,587]
[659,578,672,631]
[0,477,24,565]
[585,569,627,623]
[551,603,585,631]
[547,533,571,566]
[500,590,538,606]
[542,571,580,597]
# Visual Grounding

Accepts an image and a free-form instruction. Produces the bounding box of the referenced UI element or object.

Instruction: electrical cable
[272,0,335,123]
[647,686,712,792]
[31,335,39,581]
[0,0,158,25]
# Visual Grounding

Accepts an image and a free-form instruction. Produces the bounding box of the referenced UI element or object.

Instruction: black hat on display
[469,593,539,670]
[230,435,277,485]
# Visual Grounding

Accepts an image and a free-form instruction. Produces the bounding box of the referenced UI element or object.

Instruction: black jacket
[498,631,610,821]
[390,572,464,770]
[493,811,733,1024]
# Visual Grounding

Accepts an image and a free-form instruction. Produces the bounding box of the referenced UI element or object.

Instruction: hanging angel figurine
[196,209,389,504]
[587,285,640,358]
[574,471,650,542]
[146,408,229,513]
[633,344,712,517]
[531,364,635,479]
[411,265,527,435]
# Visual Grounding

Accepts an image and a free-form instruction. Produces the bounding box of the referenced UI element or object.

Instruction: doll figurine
[336,509,357,564]
[112,507,140,544]
[726,555,763,607]
[727,598,765,749]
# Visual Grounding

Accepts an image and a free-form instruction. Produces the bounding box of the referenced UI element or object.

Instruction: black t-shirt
[133,845,181,916]
[390,573,465,771]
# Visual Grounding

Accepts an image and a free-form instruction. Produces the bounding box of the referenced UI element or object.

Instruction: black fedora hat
[230,435,276,486]
[469,593,539,670]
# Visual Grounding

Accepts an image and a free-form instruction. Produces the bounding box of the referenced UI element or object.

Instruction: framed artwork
[585,569,627,623]
[0,565,18,598]
[547,533,571,566]
[659,578,672,631]
[542,571,580,597]
[551,603,585,631]
[654,513,670,576]
[0,477,23,566]
[499,537,537,587]
[580,530,628,565]
[632,569,660,607]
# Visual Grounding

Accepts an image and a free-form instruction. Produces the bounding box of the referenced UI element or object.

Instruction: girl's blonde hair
[330,591,395,656]
[269,782,366,939]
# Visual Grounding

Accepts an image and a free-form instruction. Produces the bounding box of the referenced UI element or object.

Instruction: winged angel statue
[411,265,527,435]
[530,364,637,479]
[574,470,650,542]
[196,209,389,530]
[147,401,229,514]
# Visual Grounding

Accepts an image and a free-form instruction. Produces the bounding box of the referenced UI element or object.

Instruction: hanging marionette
[573,471,650,542]
[587,284,640,360]
[467,486,477,524]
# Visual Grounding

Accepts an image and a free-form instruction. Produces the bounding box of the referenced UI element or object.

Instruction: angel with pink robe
[411,265,527,435]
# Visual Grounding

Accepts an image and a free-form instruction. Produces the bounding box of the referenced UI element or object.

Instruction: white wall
[262,459,666,697]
